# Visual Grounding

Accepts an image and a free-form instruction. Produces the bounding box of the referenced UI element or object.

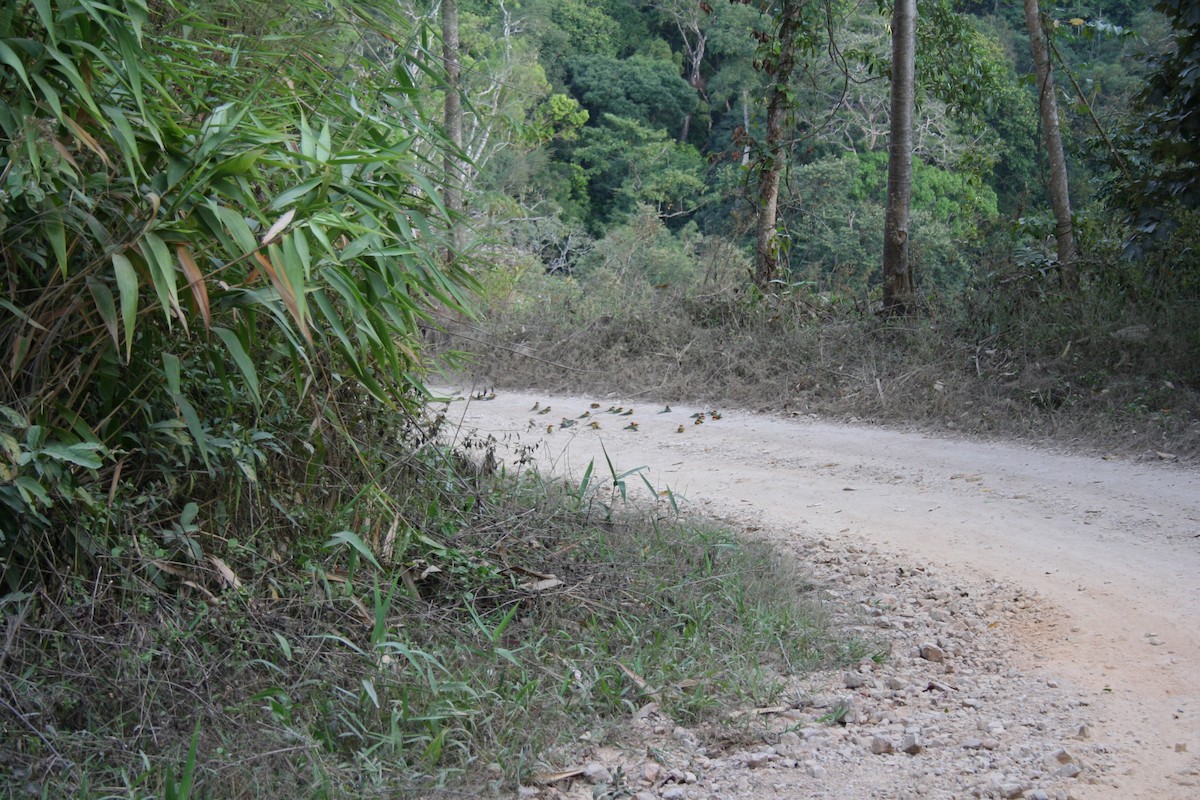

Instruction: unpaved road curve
[441,388,1200,798]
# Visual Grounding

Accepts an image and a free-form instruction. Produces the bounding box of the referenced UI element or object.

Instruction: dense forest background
[444,0,1173,294]
[1,0,1198,796]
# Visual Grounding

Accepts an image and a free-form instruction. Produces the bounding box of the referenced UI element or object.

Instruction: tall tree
[882,0,916,314]
[1023,0,1078,292]
[747,0,807,291]
[653,0,710,142]
[443,0,467,257]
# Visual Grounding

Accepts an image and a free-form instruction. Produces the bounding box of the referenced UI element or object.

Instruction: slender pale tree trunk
[882,0,916,315]
[741,87,751,166]
[753,0,803,291]
[442,0,466,259]
[1024,0,1078,293]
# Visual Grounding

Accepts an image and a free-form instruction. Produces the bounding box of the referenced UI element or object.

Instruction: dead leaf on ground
[208,555,242,590]
[519,577,563,593]
[530,767,586,785]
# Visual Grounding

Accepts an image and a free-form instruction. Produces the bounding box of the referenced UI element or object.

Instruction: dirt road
[441,387,1200,798]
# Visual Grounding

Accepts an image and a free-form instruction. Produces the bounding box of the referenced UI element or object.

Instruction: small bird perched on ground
[659,405,672,413]
[589,421,601,430]
[559,417,576,429]
[530,401,540,411]
[623,421,639,431]
[676,424,685,433]
[538,406,552,415]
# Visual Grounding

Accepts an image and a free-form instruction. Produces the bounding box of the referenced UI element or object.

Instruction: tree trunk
[753,0,803,291]
[741,87,751,166]
[1023,0,1078,293]
[882,0,916,315]
[442,0,466,260]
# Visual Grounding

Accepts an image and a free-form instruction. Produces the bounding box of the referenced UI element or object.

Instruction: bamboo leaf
[253,251,310,344]
[213,204,258,255]
[260,208,296,246]
[46,48,104,122]
[31,0,56,47]
[317,120,332,162]
[0,40,31,92]
[45,201,67,277]
[274,240,308,332]
[0,299,48,332]
[269,177,324,210]
[103,104,142,179]
[141,231,183,330]
[30,74,65,125]
[86,277,120,349]
[325,530,382,572]
[61,116,112,169]
[112,253,139,362]
[163,353,210,470]
[176,244,210,329]
[212,327,260,406]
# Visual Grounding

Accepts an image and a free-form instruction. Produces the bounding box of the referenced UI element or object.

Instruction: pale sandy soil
[438,387,1200,799]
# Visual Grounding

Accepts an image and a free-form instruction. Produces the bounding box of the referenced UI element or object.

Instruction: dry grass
[447,264,1200,463]
[0,440,866,799]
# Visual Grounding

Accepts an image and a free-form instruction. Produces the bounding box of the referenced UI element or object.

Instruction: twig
[0,691,66,766]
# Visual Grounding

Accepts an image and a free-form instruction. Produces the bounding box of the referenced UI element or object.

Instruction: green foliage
[570,115,709,230]
[0,0,473,576]
[1119,0,1200,232]
[528,93,590,144]
[579,206,703,287]
[566,55,700,139]
[785,152,998,293]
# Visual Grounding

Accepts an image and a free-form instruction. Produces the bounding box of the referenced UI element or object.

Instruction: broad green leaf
[212,327,260,405]
[41,442,105,470]
[15,476,51,507]
[112,253,138,362]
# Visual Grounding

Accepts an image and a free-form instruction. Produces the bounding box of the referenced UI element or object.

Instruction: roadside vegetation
[2,0,1198,797]
[462,202,1200,461]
